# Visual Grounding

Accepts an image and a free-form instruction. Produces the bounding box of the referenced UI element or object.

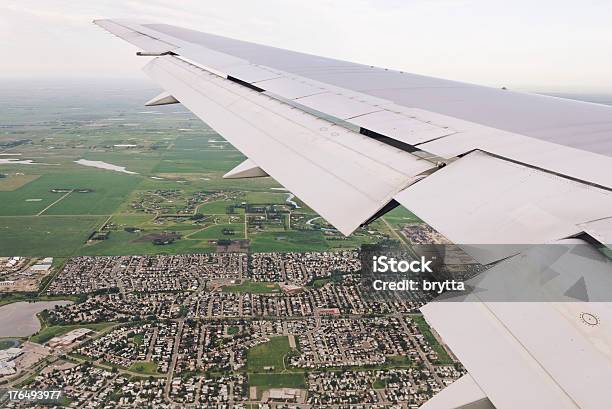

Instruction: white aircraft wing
[95,19,612,409]
[422,239,612,409]
[94,19,612,255]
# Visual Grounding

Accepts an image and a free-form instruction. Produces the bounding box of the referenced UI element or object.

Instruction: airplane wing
[95,19,612,409]
[421,239,612,409]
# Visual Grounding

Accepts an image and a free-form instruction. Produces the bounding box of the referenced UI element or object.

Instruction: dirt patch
[13,341,51,374]
[213,239,249,252]
[0,174,40,191]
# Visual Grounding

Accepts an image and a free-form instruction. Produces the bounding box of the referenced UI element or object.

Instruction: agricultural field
[0,216,106,256]
[0,80,419,257]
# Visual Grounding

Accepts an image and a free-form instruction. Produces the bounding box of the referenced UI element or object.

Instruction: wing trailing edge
[144,91,179,106]
[223,159,268,179]
[420,374,495,409]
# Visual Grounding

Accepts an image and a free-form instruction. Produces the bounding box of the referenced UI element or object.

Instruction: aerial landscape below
[2,0,612,407]
[1,79,610,407]
[0,79,463,408]
[0,80,427,258]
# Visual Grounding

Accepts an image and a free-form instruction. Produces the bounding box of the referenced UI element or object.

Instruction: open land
[0,80,417,257]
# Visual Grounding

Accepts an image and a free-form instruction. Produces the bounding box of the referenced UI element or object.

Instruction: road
[37,190,73,216]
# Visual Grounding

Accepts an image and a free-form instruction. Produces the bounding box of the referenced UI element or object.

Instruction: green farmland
[0,80,411,256]
[0,216,106,256]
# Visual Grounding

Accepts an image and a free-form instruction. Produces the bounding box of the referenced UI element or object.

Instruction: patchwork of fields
[0,81,418,256]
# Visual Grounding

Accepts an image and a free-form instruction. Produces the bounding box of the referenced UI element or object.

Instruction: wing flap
[417,127,612,190]
[420,374,494,409]
[422,240,612,409]
[256,76,327,99]
[349,109,456,145]
[579,218,612,247]
[394,150,612,263]
[423,302,579,409]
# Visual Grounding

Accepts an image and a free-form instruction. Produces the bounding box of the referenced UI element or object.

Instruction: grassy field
[382,206,422,228]
[187,222,245,240]
[372,378,386,389]
[0,339,19,350]
[249,230,329,252]
[0,178,64,216]
[128,360,158,375]
[411,315,453,365]
[222,280,280,294]
[153,142,245,173]
[0,171,141,216]
[0,174,40,191]
[245,191,288,204]
[0,215,106,256]
[383,355,413,368]
[308,277,334,288]
[0,292,76,307]
[248,373,306,390]
[198,200,244,214]
[77,230,216,256]
[131,333,145,346]
[30,321,116,345]
[0,82,401,256]
[44,172,142,215]
[247,336,292,372]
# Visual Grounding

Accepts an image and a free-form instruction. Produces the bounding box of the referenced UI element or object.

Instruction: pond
[0,300,72,337]
[0,158,37,165]
[74,159,137,174]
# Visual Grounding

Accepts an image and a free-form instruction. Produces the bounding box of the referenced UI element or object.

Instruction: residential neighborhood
[1,251,463,408]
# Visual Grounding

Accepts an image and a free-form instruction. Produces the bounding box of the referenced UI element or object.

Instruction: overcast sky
[1,0,611,92]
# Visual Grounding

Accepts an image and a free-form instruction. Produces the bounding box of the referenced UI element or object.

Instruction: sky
[1,0,611,92]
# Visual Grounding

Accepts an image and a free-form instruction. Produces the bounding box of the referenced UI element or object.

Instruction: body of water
[74,159,137,174]
[285,193,301,209]
[0,158,36,165]
[0,300,72,337]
